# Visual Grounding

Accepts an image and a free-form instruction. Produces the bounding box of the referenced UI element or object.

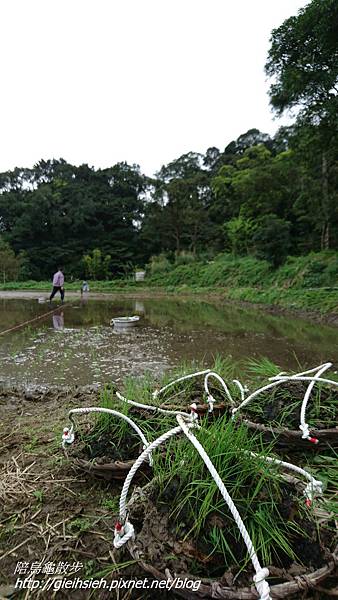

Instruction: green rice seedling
[246,357,282,379]
[238,358,338,431]
[152,415,322,573]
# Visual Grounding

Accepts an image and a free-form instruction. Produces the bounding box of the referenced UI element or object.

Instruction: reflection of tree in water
[0,299,49,330]
[1,298,337,386]
[141,298,338,352]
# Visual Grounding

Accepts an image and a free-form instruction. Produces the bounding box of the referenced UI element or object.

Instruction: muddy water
[0,297,337,386]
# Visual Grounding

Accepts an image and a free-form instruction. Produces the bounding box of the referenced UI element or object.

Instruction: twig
[0,536,32,561]
[314,585,338,597]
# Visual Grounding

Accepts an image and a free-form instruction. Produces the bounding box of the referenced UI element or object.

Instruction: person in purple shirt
[49,267,65,304]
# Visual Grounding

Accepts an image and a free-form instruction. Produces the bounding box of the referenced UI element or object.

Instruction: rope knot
[113,520,135,549]
[61,426,74,448]
[142,442,153,467]
[231,406,238,420]
[304,479,323,504]
[190,403,199,422]
[207,394,215,413]
[253,568,270,600]
[299,423,310,439]
[299,423,319,444]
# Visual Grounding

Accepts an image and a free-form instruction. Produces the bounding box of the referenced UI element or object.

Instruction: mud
[127,479,337,593]
[1,296,338,388]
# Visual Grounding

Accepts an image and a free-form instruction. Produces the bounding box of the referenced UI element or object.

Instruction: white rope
[232,379,249,402]
[270,363,333,381]
[117,424,187,523]
[116,391,190,418]
[114,413,271,599]
[113,423,188,549]
[232,364,338,442]
[113,520,135,548]
[152,369,211,399]
[204,371,236,411]
[62,407,153,465]
[248,452,323,505]
[299,363,332,442]
[176,416,271,600]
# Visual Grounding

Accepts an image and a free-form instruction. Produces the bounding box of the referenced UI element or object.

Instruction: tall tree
[265,0,338,249]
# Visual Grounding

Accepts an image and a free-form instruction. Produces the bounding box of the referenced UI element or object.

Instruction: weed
[32,489,44,504]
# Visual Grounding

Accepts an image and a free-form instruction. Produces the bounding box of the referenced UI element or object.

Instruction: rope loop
[253,568,270,600]
[190,403,199,422]
[113,520,135,548]
[304,479,323,504]
[207,394,216,412]
[61,426,75,449]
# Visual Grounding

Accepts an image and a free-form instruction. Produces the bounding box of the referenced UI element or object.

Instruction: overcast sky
[0,0,309,176]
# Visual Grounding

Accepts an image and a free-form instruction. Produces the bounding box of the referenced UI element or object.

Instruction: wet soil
[0,385,337,599]
[127,479,337,595]
[0,386,161,599]
[1,296,338,388]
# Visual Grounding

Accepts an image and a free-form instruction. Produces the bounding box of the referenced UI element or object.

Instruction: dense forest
[0,0,337,281]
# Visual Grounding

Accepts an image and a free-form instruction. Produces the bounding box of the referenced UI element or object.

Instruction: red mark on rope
[305,499,312,507]
[115,522,122,532]
[308,437,319,444]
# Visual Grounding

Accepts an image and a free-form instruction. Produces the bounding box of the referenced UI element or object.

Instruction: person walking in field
[49,267,65,304]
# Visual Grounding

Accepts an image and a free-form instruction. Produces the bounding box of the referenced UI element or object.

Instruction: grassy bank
[1,251,337,315]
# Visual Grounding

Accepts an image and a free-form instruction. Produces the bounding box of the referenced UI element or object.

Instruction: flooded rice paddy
[0,295,337,386]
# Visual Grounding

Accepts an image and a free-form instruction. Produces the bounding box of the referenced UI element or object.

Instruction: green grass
[62,358,338,575]
[152,415,315,571]
[1,251,337,314]
[239,359,338,430]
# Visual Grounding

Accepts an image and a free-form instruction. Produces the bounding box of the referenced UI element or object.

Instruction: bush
[174,251,196,266]
[148,253,172,275]
[251,215,291,267]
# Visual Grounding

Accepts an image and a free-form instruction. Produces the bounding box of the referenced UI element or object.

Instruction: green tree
[83,248,112,280]
[252,215,291,267]
[225,216,256,256]
[0,238,23,282]
[265,0,338,122]
[265,0,338,249]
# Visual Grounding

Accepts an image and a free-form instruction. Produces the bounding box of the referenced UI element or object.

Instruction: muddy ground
[0,385,337,599]
[0,385,166,600]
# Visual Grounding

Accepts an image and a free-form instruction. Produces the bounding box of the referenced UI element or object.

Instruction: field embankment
[1,252,337,316]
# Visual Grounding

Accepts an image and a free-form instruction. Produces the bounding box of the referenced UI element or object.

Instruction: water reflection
[0,296,337,386]
[52,311,64,331]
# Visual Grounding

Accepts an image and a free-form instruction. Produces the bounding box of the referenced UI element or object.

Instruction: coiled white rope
[62,407,153,465]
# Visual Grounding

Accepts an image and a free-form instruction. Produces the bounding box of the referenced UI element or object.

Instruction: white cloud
[0,0,309,176]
